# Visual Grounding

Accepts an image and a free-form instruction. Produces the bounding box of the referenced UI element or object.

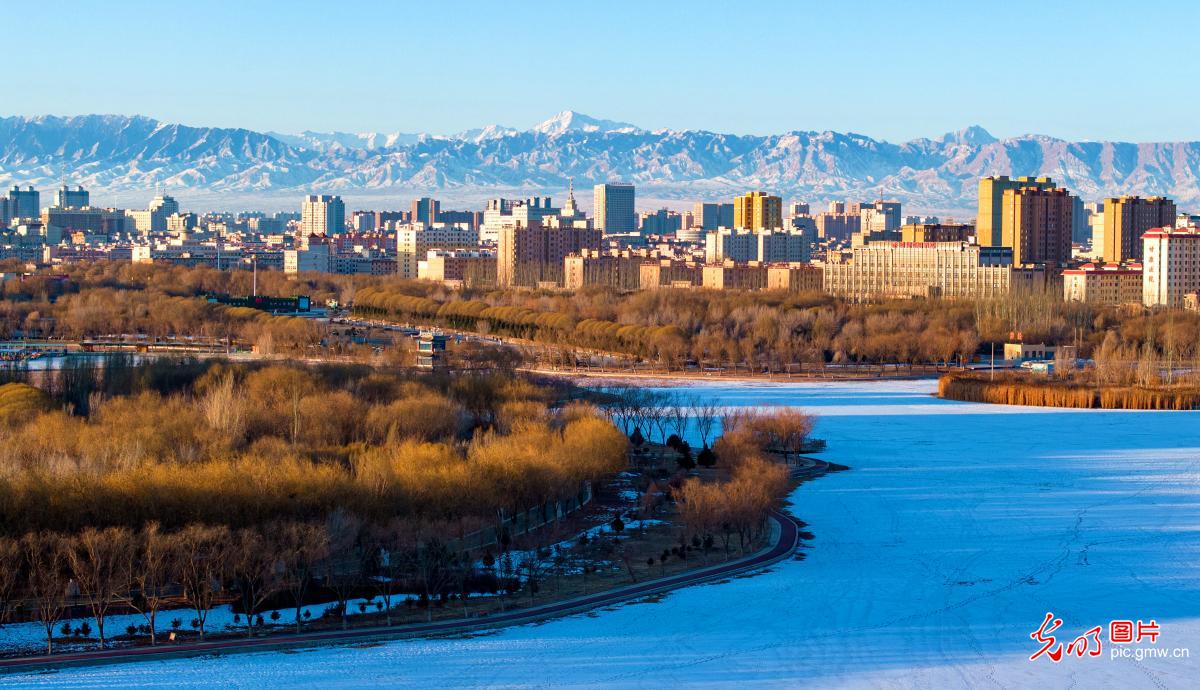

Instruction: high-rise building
[7,186,40,219]
[1143,227,1200,308]
[977,176,1055,247]
[300,195,346,236]
[693,202,734,231]
[1102,196,1176,263]
[860,200,902,234]
[733,191,783,230]
[396,223,480,279]
[594,183,636,234]
[411,197,440,226]
[1070,196,1090,245]
[814,211,861,241]
[0,197,12,227]
[789,202,810,217]
[55,185,89,209]
[481,197,563,242]
[1000,186,1075,266]
[498,222,602,287]
[127,195,181,234]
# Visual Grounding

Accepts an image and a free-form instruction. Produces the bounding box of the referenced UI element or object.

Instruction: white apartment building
[1143,227,1200,308]
[127,195,180,234]
[284,243,331,273]
[300,195,345,236]
[705,228,811,263]
[1062,262,1143,306]
[823,241,1024,301]
[480,197,560,243]
[396,223,480,278]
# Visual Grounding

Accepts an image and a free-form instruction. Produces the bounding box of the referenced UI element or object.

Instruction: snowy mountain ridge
[3,113,1200,211]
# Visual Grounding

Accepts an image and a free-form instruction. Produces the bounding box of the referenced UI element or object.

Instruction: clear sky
[9,0,1197,142]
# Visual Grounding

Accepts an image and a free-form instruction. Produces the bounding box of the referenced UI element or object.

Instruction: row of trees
[351,282,1200,368]
[0,514,522,655]
[8,262,1200,369]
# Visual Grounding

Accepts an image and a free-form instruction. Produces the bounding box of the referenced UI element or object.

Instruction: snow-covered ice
[5,379,1199,688]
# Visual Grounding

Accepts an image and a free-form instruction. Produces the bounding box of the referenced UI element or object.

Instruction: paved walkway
[0,459,831,675]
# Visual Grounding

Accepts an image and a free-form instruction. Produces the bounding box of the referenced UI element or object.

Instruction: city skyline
[7,0,1200,143]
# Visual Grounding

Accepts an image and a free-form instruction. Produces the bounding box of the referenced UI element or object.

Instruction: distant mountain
[267,130,425,151]
[3,113,1200,213]
[531,110,641,136]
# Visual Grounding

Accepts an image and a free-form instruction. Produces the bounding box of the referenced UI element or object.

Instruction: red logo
[1030,613,1161,663]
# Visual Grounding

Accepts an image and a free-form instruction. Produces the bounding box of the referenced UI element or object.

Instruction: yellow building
[1102,196,1175,263]
[701,261,768,290]
[977,176,1055,247]
[733,191,783,231]
[1000,186,1075,266]
[766,263,824,292]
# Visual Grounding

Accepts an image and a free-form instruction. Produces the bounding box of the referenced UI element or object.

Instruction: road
[0,467,822,675]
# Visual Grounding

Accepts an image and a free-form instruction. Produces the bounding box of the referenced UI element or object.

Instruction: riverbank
[938,371,1200,410]
[0,454,836,675]
[525,365,942,386]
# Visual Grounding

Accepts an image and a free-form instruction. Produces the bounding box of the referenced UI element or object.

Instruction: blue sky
[9,0,1196,142]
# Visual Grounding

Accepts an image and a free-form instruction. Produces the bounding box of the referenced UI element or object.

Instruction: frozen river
[6,379,1199,688]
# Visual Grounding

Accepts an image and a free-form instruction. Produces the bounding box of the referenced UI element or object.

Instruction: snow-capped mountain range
[3,110,1200,213]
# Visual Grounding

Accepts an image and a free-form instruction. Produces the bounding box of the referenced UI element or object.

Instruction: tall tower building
[561,178,583,220]
[694,202,734,231]
[733,191,783,230]
[7,186,40,219]
[1000,186,1075,266]
[593,183,636,234]
[1102,195,1176,263]
[301,195,346,236]
[860,200,902,233]
[55,184,90,209]
[411,197,440,226]
[977,176,1055,247]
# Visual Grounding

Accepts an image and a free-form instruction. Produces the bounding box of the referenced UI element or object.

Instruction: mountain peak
[532,110,641,136]
[940,125,997,146]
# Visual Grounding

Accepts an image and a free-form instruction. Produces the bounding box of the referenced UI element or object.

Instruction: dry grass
[939,372,1200,410]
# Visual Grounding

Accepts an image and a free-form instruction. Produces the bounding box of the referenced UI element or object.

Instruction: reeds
[938,372,1200,410]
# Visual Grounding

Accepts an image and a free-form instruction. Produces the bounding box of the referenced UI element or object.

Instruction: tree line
[350,283,1200,368]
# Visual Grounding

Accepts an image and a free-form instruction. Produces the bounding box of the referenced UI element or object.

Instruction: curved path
[0,462,826,675]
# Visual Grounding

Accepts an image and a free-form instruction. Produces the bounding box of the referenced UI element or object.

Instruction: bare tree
[666,393,688,440]
[227,527,286,638]
[67,526,134,649]
[127,523,176,645]
[323,510,364,630]
[689,398,719,449]
[367,519,414,627]
[0,536,21,627]
[278,521,329,634]
[415,537,454,622]
[22,532,70,655]
[174,524,230,641]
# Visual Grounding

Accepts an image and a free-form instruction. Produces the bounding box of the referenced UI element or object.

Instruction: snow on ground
[0,596,385,656]
[5,379,1199,688]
